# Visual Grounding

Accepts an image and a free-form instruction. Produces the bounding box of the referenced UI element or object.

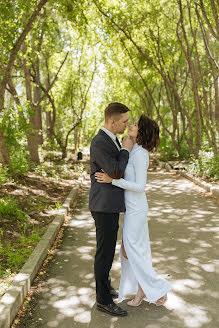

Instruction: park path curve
[15,172,219,328]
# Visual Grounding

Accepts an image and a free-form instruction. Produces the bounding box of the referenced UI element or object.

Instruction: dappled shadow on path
[145,173,219,328]
[16,173,219,328]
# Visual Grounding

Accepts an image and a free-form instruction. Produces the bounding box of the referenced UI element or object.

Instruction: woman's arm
[111,149,149,192]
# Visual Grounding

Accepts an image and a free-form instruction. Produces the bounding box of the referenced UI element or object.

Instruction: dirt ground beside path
[14,172,219,328]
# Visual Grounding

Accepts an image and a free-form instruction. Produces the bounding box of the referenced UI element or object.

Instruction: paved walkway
[16,172,219,328]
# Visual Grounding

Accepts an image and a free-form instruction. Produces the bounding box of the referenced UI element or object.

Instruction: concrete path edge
[155,159,219,199]
[176,171,219,198]
[0,174,85,328]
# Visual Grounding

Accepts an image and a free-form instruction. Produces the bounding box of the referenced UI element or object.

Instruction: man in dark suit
[89,102,134,316]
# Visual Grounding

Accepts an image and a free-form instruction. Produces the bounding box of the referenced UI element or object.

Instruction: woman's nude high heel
[127,284,145,307]
[155,295,167,306]
[127,295,145,307]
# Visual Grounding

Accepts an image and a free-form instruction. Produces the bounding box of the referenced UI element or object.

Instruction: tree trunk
[95,3,196,155]
[177,0,202,157]
[34,85,43,145]
[45,75,54,139]
[215,79,219,133]
[0,0,48,165]
[0,0,49,112]
[46,111,53,138]
[22,43,40,163]
[26,134,40,163]
[74,126,79,153]
[27,107,40,163]
[9,76,41,163]
[33,24,45,146]
[0,129,11,165]
[61,147,67,159]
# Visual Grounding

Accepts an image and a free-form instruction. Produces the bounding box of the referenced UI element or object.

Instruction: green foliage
[72,163,85,175]
[0,164,10,186]
[1,107,25,147]
[0,231,40,274]
[55,201,61,209]
[188,149,219,181]
[0,0,218,169]
[1,106,31,175]
[34,160,84,180]
[1,244,33,272]
[0,196,42,276]
[0,154,85,277]
[158,138,179,161]
[34,161,60,179]
[0,197,41,275]
[158,133,191,161]
[0,229,4,276]
[89,0,218,158]
[55,0,88,29]
[0,197,27,222]
[0,0,39,72]
[49,32,98,154]
[10,150,32,176]
[19,229,41,245]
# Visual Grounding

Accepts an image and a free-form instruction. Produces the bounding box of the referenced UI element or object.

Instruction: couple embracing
[89,102,171,317]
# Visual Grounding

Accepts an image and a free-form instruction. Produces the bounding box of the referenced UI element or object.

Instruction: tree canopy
[0,0,218,175]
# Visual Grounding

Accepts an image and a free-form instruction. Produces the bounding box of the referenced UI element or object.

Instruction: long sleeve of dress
[112,149,149,192]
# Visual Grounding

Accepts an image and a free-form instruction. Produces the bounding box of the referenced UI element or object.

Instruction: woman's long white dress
[112,143,171,303]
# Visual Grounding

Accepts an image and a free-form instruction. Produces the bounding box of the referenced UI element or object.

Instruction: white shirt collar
[101,127,117,141]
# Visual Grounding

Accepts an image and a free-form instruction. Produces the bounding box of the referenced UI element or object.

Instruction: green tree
[0,0,49,165]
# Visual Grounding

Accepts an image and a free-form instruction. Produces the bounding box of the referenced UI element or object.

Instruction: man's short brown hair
[105,102,130,121]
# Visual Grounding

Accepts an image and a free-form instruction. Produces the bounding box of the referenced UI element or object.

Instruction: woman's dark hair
[136,115,160,151]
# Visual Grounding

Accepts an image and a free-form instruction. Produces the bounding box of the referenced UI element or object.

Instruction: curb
[0,174,85,328]
[176,171,219,199]
[154,158,219,199]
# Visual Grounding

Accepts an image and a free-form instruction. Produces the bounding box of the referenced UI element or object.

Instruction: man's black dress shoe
[110,287,119,298]
[97,302,128,316]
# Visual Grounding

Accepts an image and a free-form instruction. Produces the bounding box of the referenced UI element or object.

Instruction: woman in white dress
[95,115,171,307]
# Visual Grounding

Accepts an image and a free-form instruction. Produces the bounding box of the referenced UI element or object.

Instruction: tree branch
[0,0,49,111]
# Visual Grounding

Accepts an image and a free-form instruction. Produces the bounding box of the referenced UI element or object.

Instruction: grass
[0,157,87,286]
[0,197,42,276]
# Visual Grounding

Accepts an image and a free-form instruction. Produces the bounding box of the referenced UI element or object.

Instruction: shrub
[158,137,190,161]
[188,150,219,181]
[0,197,27,222]
[10,149,32,176]
[0,164,10,186]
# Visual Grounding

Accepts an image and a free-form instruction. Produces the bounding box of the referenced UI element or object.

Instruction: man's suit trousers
[91,211,119,305]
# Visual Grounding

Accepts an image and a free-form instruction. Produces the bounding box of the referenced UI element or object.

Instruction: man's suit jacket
[89,129,129,213]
